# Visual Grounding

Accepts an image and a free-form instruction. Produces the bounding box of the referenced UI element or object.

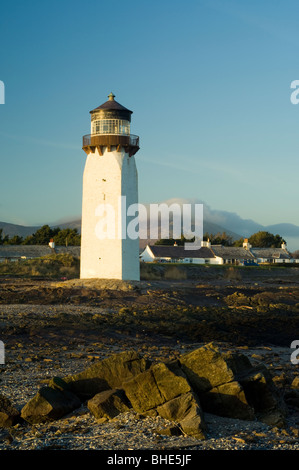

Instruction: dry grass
[0,253,80,279]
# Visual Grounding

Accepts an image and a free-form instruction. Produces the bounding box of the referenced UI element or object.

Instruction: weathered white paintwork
[80,146,140,280]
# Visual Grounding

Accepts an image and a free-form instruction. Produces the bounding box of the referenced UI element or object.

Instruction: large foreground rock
[18,343,288,433]
[21,386,81,424]
[63,350,150,400]
[0,395,20,428]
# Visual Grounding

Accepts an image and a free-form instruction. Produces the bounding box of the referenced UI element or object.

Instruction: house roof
[0,245,80,258]
[251,248,291,260]
[210,246,255,260]
[148,245,216,259]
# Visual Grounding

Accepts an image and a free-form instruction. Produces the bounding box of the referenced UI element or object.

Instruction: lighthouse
[80,93,140,280]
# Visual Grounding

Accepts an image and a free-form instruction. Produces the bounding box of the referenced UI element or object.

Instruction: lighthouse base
[80,147,140,281]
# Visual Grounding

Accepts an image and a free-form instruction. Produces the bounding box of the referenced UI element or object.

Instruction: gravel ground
[1,305,299,452]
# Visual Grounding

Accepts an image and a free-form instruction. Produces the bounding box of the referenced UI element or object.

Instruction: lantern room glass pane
[91,119,130,135]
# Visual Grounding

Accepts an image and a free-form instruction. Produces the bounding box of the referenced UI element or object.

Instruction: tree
[5,235,23,245]
[53,228,81,246]
[0,225,81,246]
[248,231,285,248]
[0,229,9,245]
[233,238,244,247]
[154,236,195,246]
[203,232,233,246]
[22,225,60,245]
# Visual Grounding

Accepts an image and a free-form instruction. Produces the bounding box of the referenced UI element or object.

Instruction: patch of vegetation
[140,263,187,280]
[0,254,80,279]
[225,292,250,306]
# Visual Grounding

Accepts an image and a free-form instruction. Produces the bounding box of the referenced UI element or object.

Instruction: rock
[0,395,20,428]
[122,361,191,413]
[63,350,150,400]
[200,381,255,420]
[258,409,285,428]
[179,343,286,424]
[239,367,287,426]
[291,377,299,389]
[180,342,252,393]
[21,386,81,424]
[283,389,299,408]
[48,377,72,392]
[156,391,206,440]
[87,389,131,420]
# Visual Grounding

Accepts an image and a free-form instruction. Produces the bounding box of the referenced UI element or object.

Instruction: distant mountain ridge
[1,220,299,239]
[0,220,82,238]
[1,219,299,244]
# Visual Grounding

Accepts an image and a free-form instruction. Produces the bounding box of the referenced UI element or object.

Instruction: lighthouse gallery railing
[82,134,139,148]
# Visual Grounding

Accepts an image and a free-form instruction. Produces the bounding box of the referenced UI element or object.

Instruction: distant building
[0,239,296,266]
[140,243,221,265]
[251,247,293,264]
[140,239,296,265]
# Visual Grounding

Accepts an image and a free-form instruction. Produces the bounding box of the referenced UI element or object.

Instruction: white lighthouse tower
[80,93,140,281]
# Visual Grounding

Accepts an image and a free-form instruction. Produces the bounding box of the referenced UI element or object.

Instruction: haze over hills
[1,199,299,250]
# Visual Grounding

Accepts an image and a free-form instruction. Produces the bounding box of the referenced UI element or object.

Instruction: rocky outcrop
[18,344,288,437]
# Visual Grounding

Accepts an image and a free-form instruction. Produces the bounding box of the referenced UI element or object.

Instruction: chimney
[281,241,287,250]
[243,238,251,250]
[201,238,211,248]
[49,239,55,249]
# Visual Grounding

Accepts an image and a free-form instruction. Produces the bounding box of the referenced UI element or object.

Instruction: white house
[140,239,295,265]
[140,242,222,265]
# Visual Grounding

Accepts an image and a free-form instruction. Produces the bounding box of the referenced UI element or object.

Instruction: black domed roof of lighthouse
[90,93,133,115]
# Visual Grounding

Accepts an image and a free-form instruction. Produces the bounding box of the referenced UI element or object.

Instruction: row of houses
[0,239,296,266]
[140,239,298,265]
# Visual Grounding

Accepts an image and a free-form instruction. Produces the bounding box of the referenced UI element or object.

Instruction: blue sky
[1,0,299,236]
